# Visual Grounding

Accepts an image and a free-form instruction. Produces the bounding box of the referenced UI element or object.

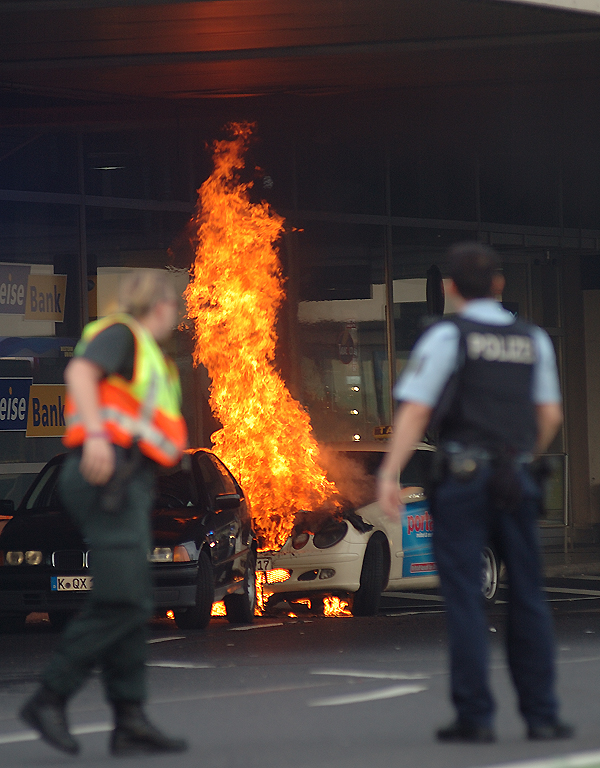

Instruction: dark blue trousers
[431,465,558,728]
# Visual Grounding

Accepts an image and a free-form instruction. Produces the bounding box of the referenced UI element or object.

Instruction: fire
[323,596,352,617]
[211,601,227,616]
[185,122,340,549]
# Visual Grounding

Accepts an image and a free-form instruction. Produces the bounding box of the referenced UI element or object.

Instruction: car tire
[174,550,214,630]
[352,535,385,617]
[0,614,26,633]
[482,545,500,604]
[48,611,76,631]
[224,551,256,624]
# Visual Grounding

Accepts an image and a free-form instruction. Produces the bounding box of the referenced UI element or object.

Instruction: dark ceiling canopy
[0,0,599,115]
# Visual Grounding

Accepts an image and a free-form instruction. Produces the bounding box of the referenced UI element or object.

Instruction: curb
[543,560,600,578]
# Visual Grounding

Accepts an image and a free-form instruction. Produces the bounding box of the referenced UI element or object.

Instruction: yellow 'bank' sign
[24,275,67,322]
[26,384,67,438]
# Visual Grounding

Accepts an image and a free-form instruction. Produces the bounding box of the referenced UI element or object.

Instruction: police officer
[20,270,188,756]
[378,242,573,743]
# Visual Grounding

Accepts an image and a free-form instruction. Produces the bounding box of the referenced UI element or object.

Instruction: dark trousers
[431,465,558,728]
[42,450,154,704]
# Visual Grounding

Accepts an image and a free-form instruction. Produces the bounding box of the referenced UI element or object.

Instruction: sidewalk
[543,546,600,578]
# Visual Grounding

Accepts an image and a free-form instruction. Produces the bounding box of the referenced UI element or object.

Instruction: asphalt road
[2,578,600,768]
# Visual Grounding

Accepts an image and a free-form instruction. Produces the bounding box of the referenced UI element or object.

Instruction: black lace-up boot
[20,685,79,755]
[110,700,188,756]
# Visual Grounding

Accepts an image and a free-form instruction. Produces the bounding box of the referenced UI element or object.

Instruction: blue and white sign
[0,378,32,431]
[402,499,437,577]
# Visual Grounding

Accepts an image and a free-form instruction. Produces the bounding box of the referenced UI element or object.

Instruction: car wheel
[352,535,385,617]
[224,551,256,624]
[174,550,214,630]
[481,545,499,603]
[0,614,26,633]
[48,611,76,631]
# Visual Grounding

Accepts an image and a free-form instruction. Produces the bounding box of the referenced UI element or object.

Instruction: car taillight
[292,532,310,550]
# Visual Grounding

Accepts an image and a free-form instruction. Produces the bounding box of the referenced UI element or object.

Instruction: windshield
[21,461,64,512]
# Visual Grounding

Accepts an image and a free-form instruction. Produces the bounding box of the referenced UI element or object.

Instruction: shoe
[436,719,496,743]
[110,701,188,756]
[527,720,575,740]
[19,686,79,755]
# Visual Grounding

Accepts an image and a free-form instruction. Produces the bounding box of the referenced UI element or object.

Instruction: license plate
[256,557,272,572]
[51,576,93,592]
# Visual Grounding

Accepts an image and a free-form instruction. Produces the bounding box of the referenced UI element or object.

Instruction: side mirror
[214,493,241,511]
[0,499,15,515]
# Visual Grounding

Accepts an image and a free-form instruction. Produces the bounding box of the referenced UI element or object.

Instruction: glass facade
[0,83,596,529]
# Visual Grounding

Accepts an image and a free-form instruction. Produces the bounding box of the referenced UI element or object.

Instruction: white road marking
[546,597,599,602]
[0,722,111,746]
[146,661,214,669]
[544,586,600,597]
[384,610,444,616]
[228,622,283,631]
[311,669,429,680]
[384,592,444,602]
[147,636,185,644]
[479,748,600,768]
[309,684,427,707]
[153,681,331,705]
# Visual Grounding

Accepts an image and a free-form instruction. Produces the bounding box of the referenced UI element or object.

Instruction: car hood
[150,508,205,546]
[0,511,83,552]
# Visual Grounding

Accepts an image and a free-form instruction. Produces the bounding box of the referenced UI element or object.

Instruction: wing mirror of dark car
[214,493,241,511]
[0,499,15,515]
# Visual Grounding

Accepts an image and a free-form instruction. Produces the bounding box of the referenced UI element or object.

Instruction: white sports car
[260,442,499,616]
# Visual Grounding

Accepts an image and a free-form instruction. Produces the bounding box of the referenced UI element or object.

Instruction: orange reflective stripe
[63,314,187,466]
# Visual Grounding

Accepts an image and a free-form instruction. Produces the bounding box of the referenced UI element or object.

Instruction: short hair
[118,269,177,319]
[447,242,502,300]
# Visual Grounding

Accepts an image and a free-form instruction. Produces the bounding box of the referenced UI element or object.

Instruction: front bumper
[266,551,362,595]
[0,563,201,614]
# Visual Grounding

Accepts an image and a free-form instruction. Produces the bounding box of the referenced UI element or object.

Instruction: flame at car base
[185,122,342,552]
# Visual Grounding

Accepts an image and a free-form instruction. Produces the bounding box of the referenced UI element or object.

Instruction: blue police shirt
[393,299,561,407]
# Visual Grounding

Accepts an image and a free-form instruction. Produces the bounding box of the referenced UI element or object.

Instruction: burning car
[0,449,257,632]
[259,443,500,616]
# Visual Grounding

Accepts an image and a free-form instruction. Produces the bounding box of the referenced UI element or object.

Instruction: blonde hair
[118,270,177,319]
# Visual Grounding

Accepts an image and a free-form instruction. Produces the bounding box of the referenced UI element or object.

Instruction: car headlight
[173,545,191,562]
[313,521,348,549]
[292,532,310,550]
[25,551,43,565]
[5,551,24,566]
[149,547,173,563]
[149,546,192,563]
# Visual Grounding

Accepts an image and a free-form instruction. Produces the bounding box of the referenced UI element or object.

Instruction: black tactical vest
[437,316,538,453]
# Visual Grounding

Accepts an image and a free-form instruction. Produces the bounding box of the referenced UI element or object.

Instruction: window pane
[295,222,387,441]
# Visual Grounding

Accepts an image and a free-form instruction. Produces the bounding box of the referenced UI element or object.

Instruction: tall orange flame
[185,123,339,550]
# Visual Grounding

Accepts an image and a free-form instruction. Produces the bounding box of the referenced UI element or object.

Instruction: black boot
[527,720,575,740]
[110,701,188,756]
[20,685,79,755]
[436,719,496,743]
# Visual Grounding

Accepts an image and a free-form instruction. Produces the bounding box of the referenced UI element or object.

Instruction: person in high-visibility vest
[20,270,188,757]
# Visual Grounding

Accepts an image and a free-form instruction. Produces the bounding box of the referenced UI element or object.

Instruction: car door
[192,452,240,588]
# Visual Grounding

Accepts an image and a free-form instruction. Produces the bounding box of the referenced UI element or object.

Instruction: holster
[488,452,523,514]
[100,443,143,515]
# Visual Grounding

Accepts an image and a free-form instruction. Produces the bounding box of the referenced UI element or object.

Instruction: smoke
[317,446,383,510]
